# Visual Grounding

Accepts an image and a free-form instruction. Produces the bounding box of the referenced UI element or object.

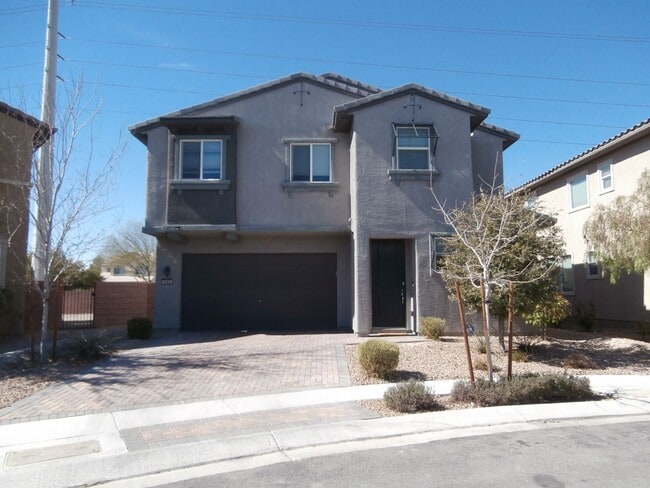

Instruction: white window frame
[568,173,589,211]
[179,138,224,180]
[430,234,450,272]
[586,251,601,279]
[290,143,332,183]
[395,125,432,170]
[560,255,575,294]
[598,161,614,194]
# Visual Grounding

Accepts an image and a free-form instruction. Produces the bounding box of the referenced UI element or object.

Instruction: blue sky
[2,0,649,245]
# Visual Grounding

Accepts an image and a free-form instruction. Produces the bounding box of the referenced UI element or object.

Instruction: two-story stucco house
[0,102,51,335]
[130,73,518,335]
[515,118,650,329]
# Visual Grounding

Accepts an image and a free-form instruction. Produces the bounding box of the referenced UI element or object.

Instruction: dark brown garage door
[181,253,337,331]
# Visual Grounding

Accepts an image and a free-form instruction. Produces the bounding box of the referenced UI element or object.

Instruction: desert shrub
[64,331,116,362]
[521,292,571,337]
[474,357,488,371]
[383,380,441,413]
[516,335,541,354]
[127,317,153,340]
[451,374,595,407]
[511,350,530,362]
[562,352,596,369]
[419,317,446,340]
[358,339,399,379]
[473,335,487,354]
[576,302,596,332]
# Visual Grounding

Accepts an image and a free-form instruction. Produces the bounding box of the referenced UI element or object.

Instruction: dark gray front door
[371,240,406,327]
[181,253,337,331]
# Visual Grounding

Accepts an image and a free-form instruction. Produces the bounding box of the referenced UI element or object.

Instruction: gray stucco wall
[471,129,505,191]
[154,234,352,330]
[348,96,476,335]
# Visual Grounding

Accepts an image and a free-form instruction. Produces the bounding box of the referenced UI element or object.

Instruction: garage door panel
[181,253,337,331]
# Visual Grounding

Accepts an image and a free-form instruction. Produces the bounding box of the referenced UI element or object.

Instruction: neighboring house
[0,102,51,335]
[514,118,650,329]
[100,265,153,283]
[130,72,518,335]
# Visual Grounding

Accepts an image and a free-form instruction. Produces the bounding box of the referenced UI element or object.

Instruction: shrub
[383,380,441,413]
[474,357,488,371]
[450,374,595,407]
[511,350,530,362]
[576,302,596,332]
[521,292,571,337]
[64,331,115,362]
[473,335,487,354]
[419,317,446,340]
[562,352,596,369]
[127,317,153,340]
[516,335,540,354]
[358,339,399,379]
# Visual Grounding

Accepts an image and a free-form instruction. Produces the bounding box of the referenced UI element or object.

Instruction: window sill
[281,181,340,196]
[388,169,439,185]
[170,179,231,195]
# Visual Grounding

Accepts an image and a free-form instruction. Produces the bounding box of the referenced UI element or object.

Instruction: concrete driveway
[0,332,367,423]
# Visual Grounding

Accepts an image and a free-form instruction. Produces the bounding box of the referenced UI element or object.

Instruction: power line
[0,41,43,49]
[74,2,650,44]
[0,5,44,15]
[68,37,650,88]
[489,117,625,130]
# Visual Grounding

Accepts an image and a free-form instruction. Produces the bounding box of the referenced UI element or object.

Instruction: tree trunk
[454,282,475,384]
[38,282,50,365]
[480,278,495,382]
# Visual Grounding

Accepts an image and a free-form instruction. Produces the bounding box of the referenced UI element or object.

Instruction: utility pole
[33,0,59,283]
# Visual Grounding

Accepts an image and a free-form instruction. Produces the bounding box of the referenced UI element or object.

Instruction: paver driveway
[0,332,365,423]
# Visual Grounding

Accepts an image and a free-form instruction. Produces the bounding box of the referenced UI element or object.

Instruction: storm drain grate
[5,440,101,467]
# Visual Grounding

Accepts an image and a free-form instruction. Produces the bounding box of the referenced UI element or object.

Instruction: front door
[371,240,406,328]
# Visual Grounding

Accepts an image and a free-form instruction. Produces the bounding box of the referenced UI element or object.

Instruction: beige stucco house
[515,118,650,330]
[0,102,51,335]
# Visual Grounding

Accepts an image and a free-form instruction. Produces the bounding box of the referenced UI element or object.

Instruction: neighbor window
[560,255,575,294]
[291,143,331,182]
[396,126,431,170]
[598,162,613,193]
[586,251,600,279]
[430,235,450,271]
[180,139,223,180]
[568,174,588,210]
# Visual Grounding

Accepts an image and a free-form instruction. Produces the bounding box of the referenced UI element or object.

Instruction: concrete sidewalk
[1,375,649,488]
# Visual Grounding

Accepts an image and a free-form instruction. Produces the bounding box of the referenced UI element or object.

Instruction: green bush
[358,339,399,379]
[451,374,595,407]
[419,317,446,340]
[127,317,153,340]
[64,331,115,362]
[384,380,441,413]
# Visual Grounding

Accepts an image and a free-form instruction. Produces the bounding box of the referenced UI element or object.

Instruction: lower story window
[586,251,600,279]
[291,143,331,182]
[430,235,449,271]
[560,255,574,294]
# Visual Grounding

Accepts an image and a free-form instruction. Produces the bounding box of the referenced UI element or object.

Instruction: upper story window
[598,162,613,194]
[395,126,433,170]
[291,143,331,182]
[180,139,223,180]
[568,174,588,210]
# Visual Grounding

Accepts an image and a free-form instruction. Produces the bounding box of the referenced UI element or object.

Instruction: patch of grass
[511,350,531,362]
[419,317,446,340]
[383,380,441,413]
[358,339,399,379]
[450,374,596,407]
[561,352,597,369]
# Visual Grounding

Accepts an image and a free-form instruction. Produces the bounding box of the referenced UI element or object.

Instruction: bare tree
[102,220,156,282]
[27,79,123,362]
[432,185,564,381]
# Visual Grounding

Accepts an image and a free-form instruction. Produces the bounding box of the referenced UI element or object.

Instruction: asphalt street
[155,418,650,488]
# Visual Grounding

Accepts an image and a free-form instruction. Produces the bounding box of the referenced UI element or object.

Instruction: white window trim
[289,142,333,183]
[567,173,589,212]
[430,233,451,273]
[395,125,432,170]
[586,251,601,280]
[597,161,614,194]
[560,255,575,295]
[178,138,225,181]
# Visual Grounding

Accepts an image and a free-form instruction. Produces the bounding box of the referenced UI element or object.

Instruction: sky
[1,0,649,251]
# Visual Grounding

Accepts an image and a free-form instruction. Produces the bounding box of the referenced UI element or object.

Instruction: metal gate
[62,287,95,329]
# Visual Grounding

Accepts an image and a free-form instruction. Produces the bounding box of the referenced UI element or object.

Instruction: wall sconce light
[163,266,171,278]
